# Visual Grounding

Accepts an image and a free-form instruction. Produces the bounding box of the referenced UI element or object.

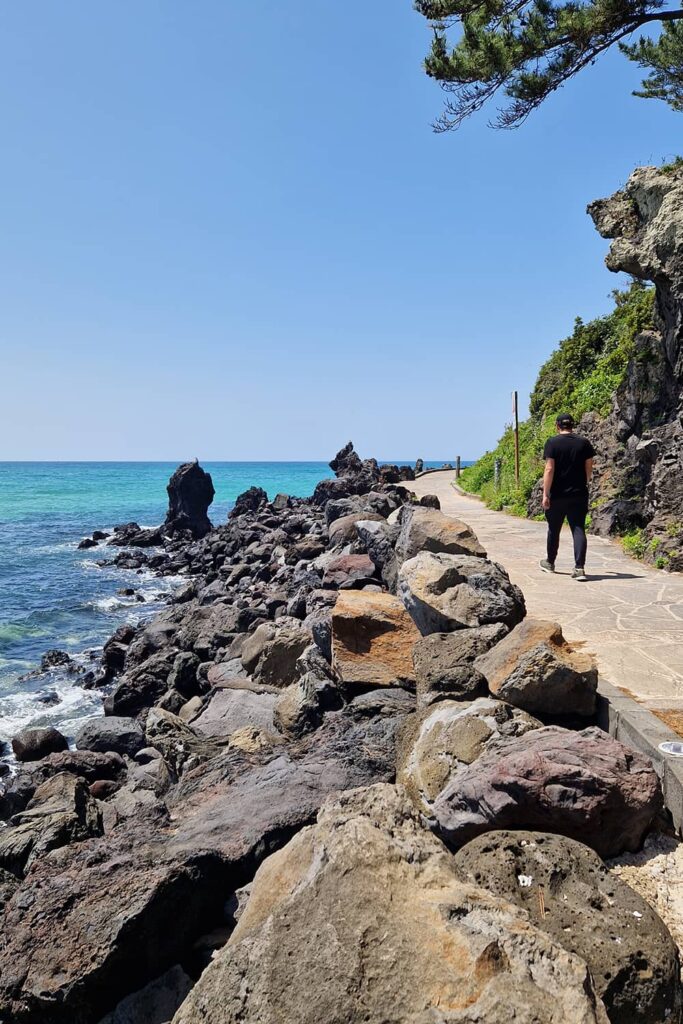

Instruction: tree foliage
[415,0,683,128]
[621,19,683,109]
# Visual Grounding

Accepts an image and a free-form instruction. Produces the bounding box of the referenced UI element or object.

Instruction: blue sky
[0,2,678,461]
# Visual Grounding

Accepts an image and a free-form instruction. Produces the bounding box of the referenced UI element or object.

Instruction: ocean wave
[0,621,48,645]
[0,681,103,757]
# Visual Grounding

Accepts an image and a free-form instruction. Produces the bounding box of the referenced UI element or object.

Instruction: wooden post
[456,456,461,479]
[512,390,520,488]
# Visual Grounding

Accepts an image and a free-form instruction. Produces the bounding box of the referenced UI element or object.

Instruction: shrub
[621,529,646,559]
[463,283,655,516]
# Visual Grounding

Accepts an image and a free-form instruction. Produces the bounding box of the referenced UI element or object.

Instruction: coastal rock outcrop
[165,460,215,539]
[432,725,662,858]
[583,164,683,566]
[172,784,610,1024]
[0,712,402,1024]
[5,441,678,1024]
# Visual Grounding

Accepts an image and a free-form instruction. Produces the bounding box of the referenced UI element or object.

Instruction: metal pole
[456,456,461,479]
[512,390,520,488]
[494,458,501,489]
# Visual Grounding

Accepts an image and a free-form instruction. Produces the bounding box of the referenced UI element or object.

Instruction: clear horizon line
[0,457,475,465]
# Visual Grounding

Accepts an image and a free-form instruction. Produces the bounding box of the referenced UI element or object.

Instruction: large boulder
[165,461,215,539]
[412,623,507,705]
[476,619,597,717]
[398,552,526,635]
[395,506,486,563]
[76,717,145,758]
[240,623,311,688]
[331,590,420,688]
[0,772,102,876]
[172,784,609,1024]
[454,831,682,1024]
[398,697,540,814]
[104,649,178,716]
[11,727,68,762]
[432,726,662,859]
[192,688,278,739]
[0,713,402,1024]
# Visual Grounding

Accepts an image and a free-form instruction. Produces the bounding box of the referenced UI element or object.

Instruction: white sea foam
[0,681,103,759]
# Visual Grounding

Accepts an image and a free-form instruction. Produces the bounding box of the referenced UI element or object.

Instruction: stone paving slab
[408,471,683,703]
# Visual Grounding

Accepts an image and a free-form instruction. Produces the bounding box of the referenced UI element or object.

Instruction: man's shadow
[555,571,645,581]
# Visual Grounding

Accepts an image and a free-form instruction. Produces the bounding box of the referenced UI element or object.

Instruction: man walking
[539,413,595,580]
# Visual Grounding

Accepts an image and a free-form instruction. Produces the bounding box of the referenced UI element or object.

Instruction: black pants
[545,495,588,567]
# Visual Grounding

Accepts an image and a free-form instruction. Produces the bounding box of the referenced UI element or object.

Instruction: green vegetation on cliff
[460,282,655,516]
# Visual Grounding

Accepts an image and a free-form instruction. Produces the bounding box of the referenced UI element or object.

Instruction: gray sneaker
[572,567,588,581]
[539,559,555,573]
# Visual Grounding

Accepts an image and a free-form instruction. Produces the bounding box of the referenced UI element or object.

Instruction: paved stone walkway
[409,471,683,707]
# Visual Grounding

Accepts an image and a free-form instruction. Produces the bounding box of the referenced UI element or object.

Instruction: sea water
[0,460,454,747]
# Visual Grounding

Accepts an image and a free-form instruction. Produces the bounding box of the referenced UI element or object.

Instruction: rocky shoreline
[0,443,680,1023]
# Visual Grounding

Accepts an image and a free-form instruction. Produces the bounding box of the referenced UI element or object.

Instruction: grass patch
[621,528,646,560]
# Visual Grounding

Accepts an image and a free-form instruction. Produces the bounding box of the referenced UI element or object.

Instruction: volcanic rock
[395,505,487,563]
[398,552,525,635]
[0,772,102,877]
[240,622,311,687]
[76,716,145,758]
[172,784,609,1024]
[328,511,385,547]
[105,649,177,716]
[475,619,597,717]
[454,830,681,1024]
[322,553,376,589]
[355,518,400,591]
[412,624,507,705]
[584,165,683,565]
[331,589,420,687]
[432,725,662,858]
[165,461,215,539]
[0,712,401,1024]
[11,727,69,762]
[193,688,278,739]
[229,486,268,519]
[398,697,541,814]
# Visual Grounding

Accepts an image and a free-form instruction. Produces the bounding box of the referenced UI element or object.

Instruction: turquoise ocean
[0,460,454,749]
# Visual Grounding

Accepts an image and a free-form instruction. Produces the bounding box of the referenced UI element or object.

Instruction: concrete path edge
[599,678,683,833]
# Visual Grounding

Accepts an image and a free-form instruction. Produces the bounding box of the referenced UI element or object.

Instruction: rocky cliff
[585,164,683,567]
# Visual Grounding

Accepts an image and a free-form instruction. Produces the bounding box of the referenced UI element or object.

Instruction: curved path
[409,471,683,709]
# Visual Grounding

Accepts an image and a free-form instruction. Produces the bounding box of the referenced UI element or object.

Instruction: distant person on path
[539,413,595,581]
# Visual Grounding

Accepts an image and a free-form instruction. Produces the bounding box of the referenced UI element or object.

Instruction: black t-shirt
[543,433,595,498]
